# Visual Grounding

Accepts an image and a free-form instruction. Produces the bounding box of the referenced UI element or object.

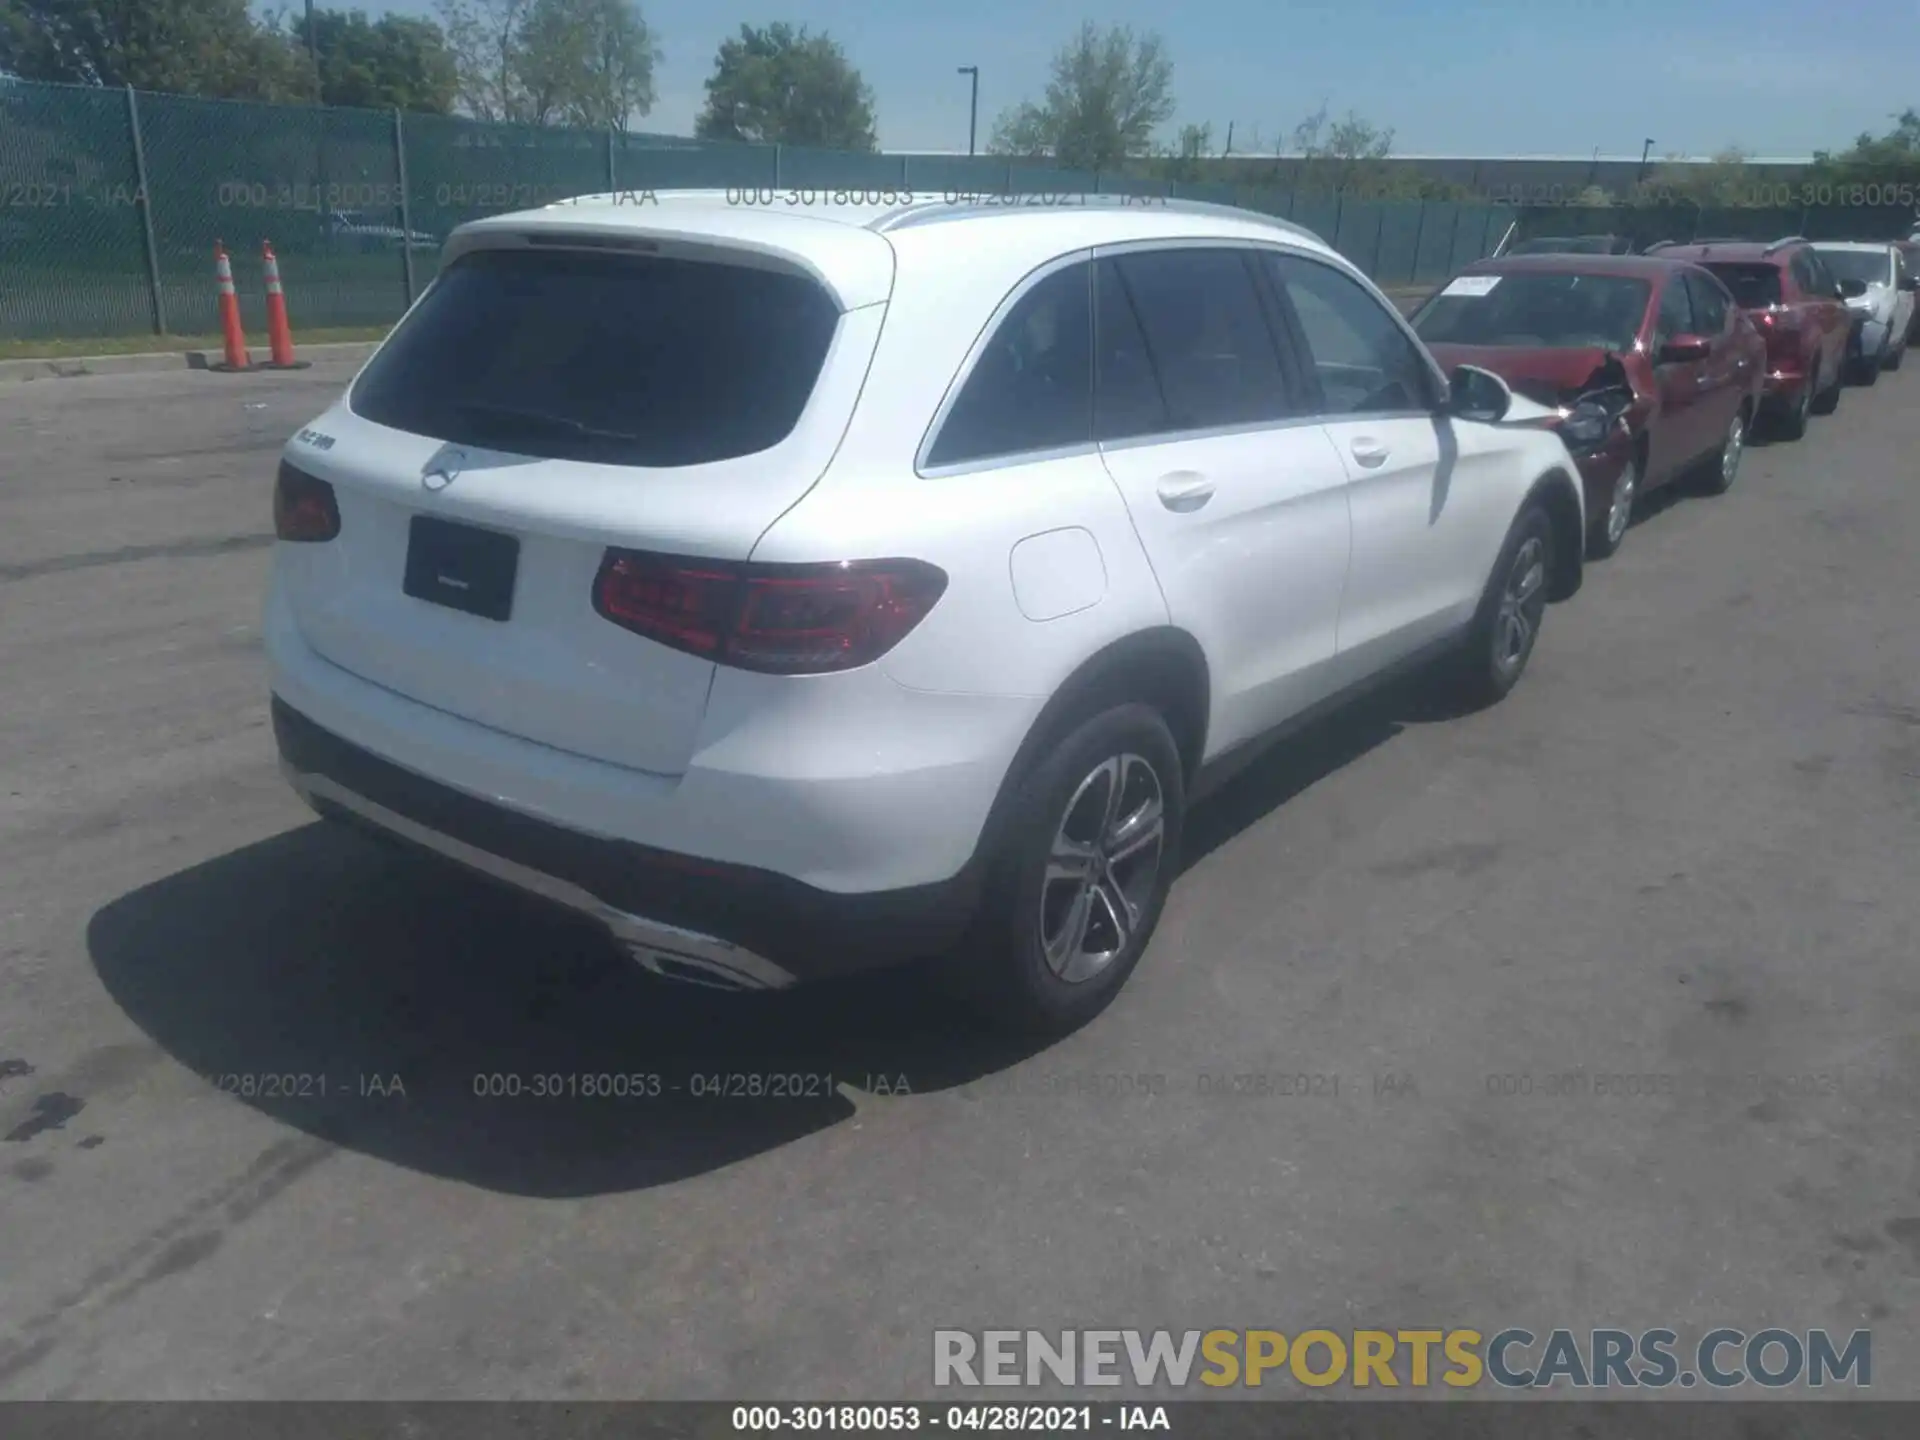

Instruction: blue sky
[365,0,1912,156]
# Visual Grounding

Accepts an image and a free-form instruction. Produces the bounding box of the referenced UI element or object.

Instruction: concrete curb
[0,340,379,384]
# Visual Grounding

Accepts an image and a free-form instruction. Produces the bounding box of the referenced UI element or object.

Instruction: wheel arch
[1529,466,1585,602]
[970,627,1211,866]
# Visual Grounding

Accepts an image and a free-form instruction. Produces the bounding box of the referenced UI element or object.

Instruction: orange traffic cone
[260,240,309,369]
[212,241,253,371]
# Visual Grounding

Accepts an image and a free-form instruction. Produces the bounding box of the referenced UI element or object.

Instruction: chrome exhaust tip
[627,945,769,992]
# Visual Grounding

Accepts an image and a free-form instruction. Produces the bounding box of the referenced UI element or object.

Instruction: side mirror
[1446,364,1513,423]
[1839,278,1868,299]
[1658,334,1712,363]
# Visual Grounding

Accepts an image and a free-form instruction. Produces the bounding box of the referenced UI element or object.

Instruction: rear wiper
[455,402,638,443]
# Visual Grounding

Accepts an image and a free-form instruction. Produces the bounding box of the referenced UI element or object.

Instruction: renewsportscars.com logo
[932,1328,1871,1390]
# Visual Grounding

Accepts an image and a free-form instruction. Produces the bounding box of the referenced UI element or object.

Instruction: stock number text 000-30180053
[729,1406,1111,1432]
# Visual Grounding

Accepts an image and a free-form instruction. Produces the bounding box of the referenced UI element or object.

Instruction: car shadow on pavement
[1181,675,1443,871]
[86,822,1045,1198]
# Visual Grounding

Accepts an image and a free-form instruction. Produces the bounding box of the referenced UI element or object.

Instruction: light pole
[305,0,322,102]
[957,66,979,156]
[1638,137,1655,183]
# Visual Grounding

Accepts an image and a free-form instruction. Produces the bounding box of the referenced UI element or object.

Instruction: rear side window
[1702,263,1782,309]
[352,248,840,467]
[1107,248,1294,430]
[925,261,1093,467]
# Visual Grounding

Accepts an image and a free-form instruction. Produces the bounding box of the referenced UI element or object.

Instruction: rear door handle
[1349,437,1390,468]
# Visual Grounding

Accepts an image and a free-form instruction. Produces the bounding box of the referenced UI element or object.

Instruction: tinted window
[1702,263,1782,309]
[926,262,1093,467]
[1653,277,1692,345]
[1683,271,1730,334]
[1815,248,1893,286]
[1108,249,1292,430]
[351,248,841,467]
[1411,272,1650,351]
[1093,259,1169,441]
[1267,253,1433,413]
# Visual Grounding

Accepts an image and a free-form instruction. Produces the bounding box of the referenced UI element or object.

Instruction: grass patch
[0,325,393,360]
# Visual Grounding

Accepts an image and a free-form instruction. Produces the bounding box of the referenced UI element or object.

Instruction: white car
[1814,241,1917,380]
[266,190,1585,1033]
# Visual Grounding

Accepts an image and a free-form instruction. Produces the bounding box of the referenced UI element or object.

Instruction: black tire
[951,704,1184,1035]
[1776,370,1814,438]
[1447,502,1555,711]
[1884,339,1903,371]
[1858,350,1882,386]
[1812,357,1843,414]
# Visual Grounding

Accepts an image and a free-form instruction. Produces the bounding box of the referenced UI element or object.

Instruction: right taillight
[274,460,340,542]
[592,550,947,675]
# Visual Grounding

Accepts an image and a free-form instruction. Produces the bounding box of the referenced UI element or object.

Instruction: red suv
[1410,255,1766,560]
[1645,238,1855,438]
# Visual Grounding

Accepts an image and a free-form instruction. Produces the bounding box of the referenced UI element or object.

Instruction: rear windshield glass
[350,247,841,467]
[1701,263,1782,308]
[1411,272,1650,351]
[1814,248,1891,286]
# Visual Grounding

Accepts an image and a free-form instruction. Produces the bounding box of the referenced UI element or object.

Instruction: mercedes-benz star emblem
[422,449,467,491]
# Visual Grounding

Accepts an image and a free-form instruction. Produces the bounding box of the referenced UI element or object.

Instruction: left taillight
[592,551,948,675]
[274,460,340,543]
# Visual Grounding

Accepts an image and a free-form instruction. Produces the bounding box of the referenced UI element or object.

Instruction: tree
[1808,109,1920,185]
[558,0,659,131]
[694,22,875,149]
[989,23,1174,170]
[0,0,308,99]
[1631,146,1751,207]
[1291,101,1394,194]
[1163,121,1212,183]
[291,8,458,113]
[434,0,656,128]
[433,0,530,121]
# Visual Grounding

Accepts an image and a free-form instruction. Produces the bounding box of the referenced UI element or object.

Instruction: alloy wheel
[1040,753,1166,984]
[1606,459,1638,546]
[1721,411,1745,487]
[1492,535,1547,679]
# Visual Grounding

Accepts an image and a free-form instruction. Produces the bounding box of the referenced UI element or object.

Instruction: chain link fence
[23,77,1898,342]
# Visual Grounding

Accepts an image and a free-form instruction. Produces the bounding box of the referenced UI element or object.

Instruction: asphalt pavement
[2,354,1918,1400]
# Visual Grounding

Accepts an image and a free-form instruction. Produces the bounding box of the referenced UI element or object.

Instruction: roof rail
[874,193,1327,248]
[1641,239,1676,252]
[1763,234,1809,254]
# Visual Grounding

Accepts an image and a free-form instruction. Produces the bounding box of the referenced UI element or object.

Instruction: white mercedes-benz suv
[267,190,1584,1033]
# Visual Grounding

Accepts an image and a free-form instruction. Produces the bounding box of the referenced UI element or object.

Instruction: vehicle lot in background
[1900,240,1920,343]
[1646,239,1853,439]
[3,355,1920,1398]
[1812,241,1917,382]
[1411,255,1766,561]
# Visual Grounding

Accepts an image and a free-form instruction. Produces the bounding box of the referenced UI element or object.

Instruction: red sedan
[1410,255,1767,559]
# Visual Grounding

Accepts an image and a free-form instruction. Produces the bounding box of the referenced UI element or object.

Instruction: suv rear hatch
[1700,261,1800,364]
[277,217,892,777]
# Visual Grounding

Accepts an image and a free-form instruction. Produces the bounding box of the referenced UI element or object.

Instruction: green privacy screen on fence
[4,76,1524,340]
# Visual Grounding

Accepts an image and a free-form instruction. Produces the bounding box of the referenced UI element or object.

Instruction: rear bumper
[273,699,985,986]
